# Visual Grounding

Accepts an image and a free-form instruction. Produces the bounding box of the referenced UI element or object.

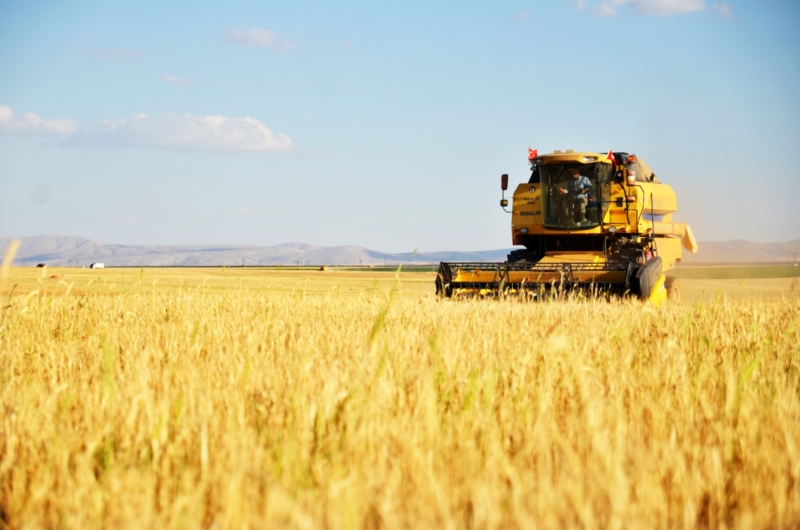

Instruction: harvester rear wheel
[664,277,682,302]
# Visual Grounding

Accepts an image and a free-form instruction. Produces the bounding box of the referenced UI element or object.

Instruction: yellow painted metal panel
[647,274,667,306]
[654,237,682,271]
[511,183,543,239]
[636,182,677,215]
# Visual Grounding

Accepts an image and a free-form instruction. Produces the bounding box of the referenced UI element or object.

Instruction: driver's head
[571,169,581,179]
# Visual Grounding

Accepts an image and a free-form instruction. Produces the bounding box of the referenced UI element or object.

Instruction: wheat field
[0,267,798,529]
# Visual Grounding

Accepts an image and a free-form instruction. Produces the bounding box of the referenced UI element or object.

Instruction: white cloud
[224,27,294,52]
[162,74,196,85]
[519,9,531,20]
[0,105,77,136]
[82,48,140,62]
[0,105,293,153]
[341,40,351,50]
[577,0,705,16]
[710,2,735,20]
[629,0,704,14]
[64,112,293,153]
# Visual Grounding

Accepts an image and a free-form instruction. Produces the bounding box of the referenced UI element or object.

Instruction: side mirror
[501,174,508,191]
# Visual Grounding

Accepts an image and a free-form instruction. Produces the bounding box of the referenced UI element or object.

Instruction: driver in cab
[559,168,592,224]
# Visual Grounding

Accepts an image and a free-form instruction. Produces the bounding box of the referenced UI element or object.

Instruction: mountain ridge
[1,235,797,266]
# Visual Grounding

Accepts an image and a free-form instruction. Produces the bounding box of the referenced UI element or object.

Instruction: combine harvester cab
[436,150,698,304]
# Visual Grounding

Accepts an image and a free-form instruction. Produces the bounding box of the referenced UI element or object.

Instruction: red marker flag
[528,147,538,160]
[606,149,616,166]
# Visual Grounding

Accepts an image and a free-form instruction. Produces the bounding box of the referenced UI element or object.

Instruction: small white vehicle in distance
[89,263,105,269]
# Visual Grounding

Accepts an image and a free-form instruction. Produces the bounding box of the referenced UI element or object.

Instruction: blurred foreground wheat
[0,278,798,529]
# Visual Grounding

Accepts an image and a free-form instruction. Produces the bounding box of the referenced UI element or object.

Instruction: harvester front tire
[665,277,682,302]
[633,257,663,300]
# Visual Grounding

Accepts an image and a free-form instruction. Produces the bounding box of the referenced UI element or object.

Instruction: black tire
[633,257,662,300]
[664,277,682,303]
[435,263,453,298]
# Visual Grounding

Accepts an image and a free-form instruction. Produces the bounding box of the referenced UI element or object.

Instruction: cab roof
[530,151,658,182]
[530,151,610,165]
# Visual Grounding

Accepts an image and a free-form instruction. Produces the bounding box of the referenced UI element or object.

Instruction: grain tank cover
[628,157,659,183]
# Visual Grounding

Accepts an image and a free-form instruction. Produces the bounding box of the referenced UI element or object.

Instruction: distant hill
[0,235,797,267]
[0,236,512,266]
[678,239,799,264]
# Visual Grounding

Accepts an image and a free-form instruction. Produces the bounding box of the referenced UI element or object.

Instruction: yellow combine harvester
[435,150,698,303]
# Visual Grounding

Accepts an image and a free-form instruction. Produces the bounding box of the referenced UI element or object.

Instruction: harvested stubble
[0,282,798,529]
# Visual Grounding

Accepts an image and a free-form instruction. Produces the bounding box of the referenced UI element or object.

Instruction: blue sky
[1,0,798,252]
